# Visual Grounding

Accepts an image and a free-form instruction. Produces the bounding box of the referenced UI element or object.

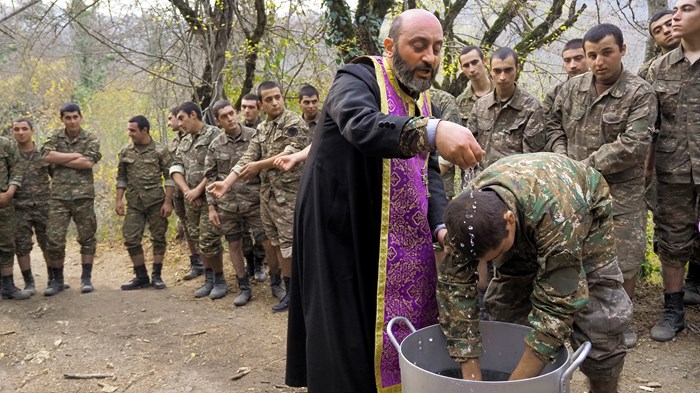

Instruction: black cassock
[285,58,447,393]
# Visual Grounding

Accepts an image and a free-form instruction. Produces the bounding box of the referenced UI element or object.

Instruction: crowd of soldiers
[0,4,698,355]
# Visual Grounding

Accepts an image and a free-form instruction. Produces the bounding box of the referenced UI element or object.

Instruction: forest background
[0,0,671,274]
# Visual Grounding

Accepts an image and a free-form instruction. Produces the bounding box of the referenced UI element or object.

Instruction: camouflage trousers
[46,198,97,259]
[485,262,631,381]
[613,209,647,280]
[185,198,221,258]
[260,198,294,258]
[123,200,168,257]
[0,205,15,268]
[654,182,700,267]
[216,205,266,244]
[15,204,49,257]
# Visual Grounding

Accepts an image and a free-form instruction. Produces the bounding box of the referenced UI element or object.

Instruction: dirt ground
[1,241,699,393]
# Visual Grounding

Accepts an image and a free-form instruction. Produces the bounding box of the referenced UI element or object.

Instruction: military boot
[151,263,166,290]
[270,271,285,300]
[46,265,69,289]
[184,254,204,280]
[650,291,685,342]
[44,267,65,296]
[1,274,31,300]
[21,269,36,296]
[194,269,214,298]
[209,272,228,299]
[253,255,267,282]
[121,265,150,290]
[233,275,252,307]
[245,253,255,278]
[684,260,700,305]
[80,262,94,293]
[272,276,290,313]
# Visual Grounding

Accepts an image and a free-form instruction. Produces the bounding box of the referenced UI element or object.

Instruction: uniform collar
[59,128,86,140]
[484,84,524,110]
[669,45,686,64]
[578,69,630,99]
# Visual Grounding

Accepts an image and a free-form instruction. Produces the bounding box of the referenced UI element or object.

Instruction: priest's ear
[384,37,395,58]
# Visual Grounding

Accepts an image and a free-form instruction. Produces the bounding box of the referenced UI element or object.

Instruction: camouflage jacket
[233,109,310,204]
[542,80,565,114]
[14,143,50,208]
[117,139,174,208]
[429,88,462,124]
[648,47,700,185]
[466,85,546,168]
[456,80,494,127]
[545,70,655,212]
[170,124,221,190]
[168,131,186,197]
[205,123,261,212]
[0,136,23,194]
[41,128,101,200]
[638,54,662,82]
[438,152,615,364]
[303,110,323,139]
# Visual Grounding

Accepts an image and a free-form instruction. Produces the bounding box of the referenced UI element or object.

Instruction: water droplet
[428,337,433,342]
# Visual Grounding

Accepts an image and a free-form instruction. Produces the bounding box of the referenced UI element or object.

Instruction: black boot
[184,254,204,280]
[245,253,255,278]
[21,268,36,296]
[684,260,700,305]
[121,265,150,290]
[81,264,94,293]
[46,265,69,289]
[650,291,685,342]
[194,268,214,298]
[209,272,228,299]
[44,267,65,296]
[233,275,252,306]
[272,276,290,313]
[253,255,267,282]
[151,263,166,290]
[269,271,285,300]
[1,274,31,300]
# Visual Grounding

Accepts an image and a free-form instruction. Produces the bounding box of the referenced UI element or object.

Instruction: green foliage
[640,211,662,283]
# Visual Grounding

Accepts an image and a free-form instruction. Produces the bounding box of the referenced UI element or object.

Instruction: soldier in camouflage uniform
[205,100,276,306]
[0,134,30,300]
[168,108,203,279]
[299,85,322,138]
[439,153,631,392]
[170,102,224,299]
[42,103,102,296]
[209,81,310,312]
[466,47,546,169]
[546,24,656,348]
[241,94,263,129]
[542,38,588,113]
[646,0,700,341]
[638,10,681,82]
[11,119,52,295]
[116,116,174,291]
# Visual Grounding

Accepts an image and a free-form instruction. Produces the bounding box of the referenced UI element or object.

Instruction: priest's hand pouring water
[434,120,484,169]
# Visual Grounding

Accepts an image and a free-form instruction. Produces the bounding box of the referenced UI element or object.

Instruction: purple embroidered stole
[369,56,439,393]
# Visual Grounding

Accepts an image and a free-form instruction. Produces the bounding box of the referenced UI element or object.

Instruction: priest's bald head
[383,9,443,94]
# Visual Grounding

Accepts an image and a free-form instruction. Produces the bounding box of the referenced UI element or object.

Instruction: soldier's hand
[0,192,9,207]
[208,208,221,228]
[238,162,261,180]
[161,201,173,218]
[206,181,231,199]
[115,200,125,216]
[184,188,202,203]
[435,121,484,169]
[273,155,298,171]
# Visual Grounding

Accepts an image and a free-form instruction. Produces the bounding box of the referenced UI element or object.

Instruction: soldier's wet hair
[444,189,509,260]
[648,10,674,35]
[242,93,259,102]
[583,23,624,51]
[211,100,233,119]
[562,38,583,53]
[128,115,150,133]
[460,45,484,59]
[13,118,33,130]
[60,103,81,117]
[299,85,319,101]
[490,47,518,66]
[177,101,203,120]
[257,81,281,99]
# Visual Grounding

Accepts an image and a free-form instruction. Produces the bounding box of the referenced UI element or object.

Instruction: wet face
[300,95,319,119]
[651,14,681,51]
[672,0,700,39]
[167,113,180,133]
[584,35,626,85]
[460,50,487,81]
[127,122,149,145]
[215,105,240,134]
[490,55,518,92]
[259,87,285,120]
[241,99,260,124]
[385,14,443,93]
[61,111,83,134]
[176,110,200,134]
[562,48,587,78]
[12,121,33,145]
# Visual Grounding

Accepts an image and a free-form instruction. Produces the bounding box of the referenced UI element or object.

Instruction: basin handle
[560,341,592,392]
[386,317,417,351]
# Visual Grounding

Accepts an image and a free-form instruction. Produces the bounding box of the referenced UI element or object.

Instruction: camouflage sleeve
[437,250,483,362]
[542,87,556,114]
[584,88,654,175]
[234,129,263,170]
[283,122,311,155]
[544,89,568,155]
[40,131,57,158]
[440,98,462,125]
[116,149,127,189]
[5,140,23,187]
[160,147,175,188]
[203,146,218,206]
[466,106,478,139]
[398,117,431,157]
[637,58,652,82]
[83,132,102,164]
[523,106,546,153]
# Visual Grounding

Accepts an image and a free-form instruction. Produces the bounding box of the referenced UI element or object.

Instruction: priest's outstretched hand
[435,121,484,169]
